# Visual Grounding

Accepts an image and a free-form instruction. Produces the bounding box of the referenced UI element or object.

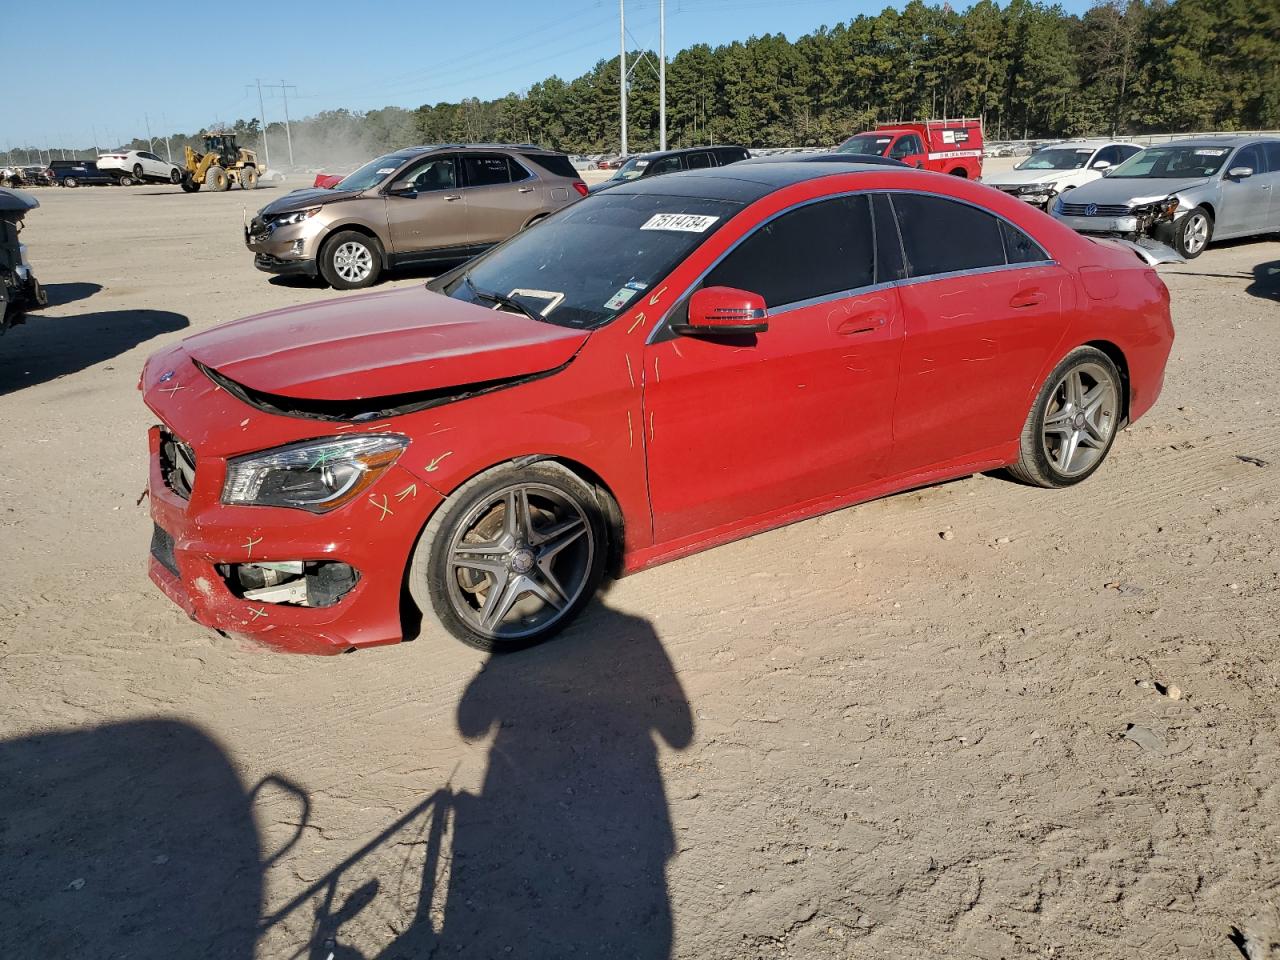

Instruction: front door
[889,134,925,168]
[462,154,545,246]
[643,193,904,543]
[384,154,470,260]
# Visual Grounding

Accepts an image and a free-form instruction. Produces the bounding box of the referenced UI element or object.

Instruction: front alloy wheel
[412,462,608,651]
[1174,206,1211,259]
[319,230,382,289]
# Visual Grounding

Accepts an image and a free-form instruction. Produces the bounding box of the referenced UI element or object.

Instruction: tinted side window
[523,153,575,179]
[1233,144,1264,174]
[507,157,532,182]
[891,193,1005,276]
[686,152,714,170]
[651,155,683,175]
[871,193,907,281]
[717,148,749,165]
[464,155,512,187]
[1118,145,1142,161]
[1000,220,1049,264]
[1265,143,1280,174]
[402,156,457,191]
[704,195,875,308]
[1094,146,1122,166]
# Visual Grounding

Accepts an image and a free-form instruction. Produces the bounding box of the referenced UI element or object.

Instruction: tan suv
[244,144,588,289]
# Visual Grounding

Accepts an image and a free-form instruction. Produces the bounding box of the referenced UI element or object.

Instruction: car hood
[182,286,589,402]
[1066,176,1210,205]
[986,167,1085,187]
[257,187,363,216]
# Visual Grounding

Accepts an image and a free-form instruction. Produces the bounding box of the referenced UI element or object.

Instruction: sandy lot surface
[1,175,1278,960]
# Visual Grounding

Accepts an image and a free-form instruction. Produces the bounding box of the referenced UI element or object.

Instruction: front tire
[240,166,258,189]
[1008,346,1123,488]
[409,461,608,652]
[318,231,382,289]
[64,177,78,188]
[1173,206,1211,259]
[204,165,229,191]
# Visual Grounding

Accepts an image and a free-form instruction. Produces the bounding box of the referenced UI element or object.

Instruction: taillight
[572,181,588,197]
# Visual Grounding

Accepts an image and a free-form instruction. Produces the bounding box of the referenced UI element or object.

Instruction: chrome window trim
[646,186,1053,343]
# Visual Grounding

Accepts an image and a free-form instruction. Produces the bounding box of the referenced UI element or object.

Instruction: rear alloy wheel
[411,462,608,652]
[1173,206,1211,259]
[133,163,144,181]
[1008,346,1122,488]
[319,231,381,289]
[64,177,78,188]
[169,168,182,185]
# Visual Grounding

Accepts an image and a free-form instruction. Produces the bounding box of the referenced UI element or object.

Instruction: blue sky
[4,0,1095,151]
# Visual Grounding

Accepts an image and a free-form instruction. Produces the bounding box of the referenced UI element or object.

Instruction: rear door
[1265,143,1280,228]
[462,153,545,245]
[642,193,904,542]
[685,151,717,171]
[885,191,1068,472]
[1219,143,1270,236]
[384,154,470,259]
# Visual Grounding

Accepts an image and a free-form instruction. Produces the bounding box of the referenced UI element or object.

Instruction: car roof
[606,160,934,203]
[1153,135,1275,148]
[402,143,566,157]
[1042,139,1137,149]
[631,145,747,162]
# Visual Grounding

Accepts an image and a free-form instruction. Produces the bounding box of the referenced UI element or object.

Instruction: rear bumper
[145,425,439,655]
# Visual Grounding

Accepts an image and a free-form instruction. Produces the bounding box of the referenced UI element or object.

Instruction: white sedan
[983,139,1143,209]
[96,150,183,185]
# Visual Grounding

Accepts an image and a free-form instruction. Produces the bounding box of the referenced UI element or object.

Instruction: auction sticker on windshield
[641,213,720,233]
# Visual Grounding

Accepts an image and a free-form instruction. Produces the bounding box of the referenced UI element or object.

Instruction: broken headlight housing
[1131,196,1180,223]
[223,435,408,513]
[270,206,321,227]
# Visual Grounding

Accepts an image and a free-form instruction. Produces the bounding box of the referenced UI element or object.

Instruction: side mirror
[1227,166,1253,179]
[388,179,416,195]
[676,286,768,336]
[1091,160,1111,170]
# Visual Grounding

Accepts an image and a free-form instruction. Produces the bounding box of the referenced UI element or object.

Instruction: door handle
[836,314,887,335]
[1009,290,1045,308]
[517,187,535,194]
[443,194,462,202]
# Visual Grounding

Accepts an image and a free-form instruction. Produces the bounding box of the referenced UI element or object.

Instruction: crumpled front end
[141,347,443,654]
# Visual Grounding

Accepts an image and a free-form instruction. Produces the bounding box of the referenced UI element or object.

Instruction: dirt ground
[1,173,1278,960]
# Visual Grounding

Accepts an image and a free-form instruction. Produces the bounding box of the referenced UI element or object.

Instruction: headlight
[1017,183,1048,195]
[270,206,321,227]
[223,435,408,512]
[1132,196,1180,222]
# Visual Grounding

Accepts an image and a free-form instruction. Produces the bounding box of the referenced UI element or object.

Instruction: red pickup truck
[835,119,984,179]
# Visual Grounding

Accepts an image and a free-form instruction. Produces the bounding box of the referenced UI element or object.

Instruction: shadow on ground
[286,606,694,959]
[0,719,269,959]
[1246,260,1279,302]
[40,281,102,308]
[0,308,187,394]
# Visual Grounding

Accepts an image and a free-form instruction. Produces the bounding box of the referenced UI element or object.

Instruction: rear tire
[241,166,259,189]
[409,461,609,652]
[64,177,78,188]
[132,163,144,181]
[204,165,229,192]
[169,168,182,185]
[180,174,200,193]
[1008,346,1123,488]
[1172,206,1211,259]
[318,231,382,289]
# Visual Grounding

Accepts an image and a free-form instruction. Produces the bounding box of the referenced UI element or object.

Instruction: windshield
[610,157,651,181]
[334,153,408,192]
[835,135,892,156]
[1107,144,1231,179]
[436,193,741,329]
[1016,147,1095,171]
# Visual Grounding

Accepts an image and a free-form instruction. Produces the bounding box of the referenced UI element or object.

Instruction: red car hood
[183,287,589,401]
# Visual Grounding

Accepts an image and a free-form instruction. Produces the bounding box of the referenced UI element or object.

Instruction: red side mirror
[678,286,769,336]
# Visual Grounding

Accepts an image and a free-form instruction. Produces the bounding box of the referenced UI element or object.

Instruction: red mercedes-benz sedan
[141,163,1173,654]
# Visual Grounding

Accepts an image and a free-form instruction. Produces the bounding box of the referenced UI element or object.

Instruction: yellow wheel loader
[181,134,260,192]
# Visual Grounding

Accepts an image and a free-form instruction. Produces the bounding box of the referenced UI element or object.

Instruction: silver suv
[245,144,588,288]
[1051,136,1280,259]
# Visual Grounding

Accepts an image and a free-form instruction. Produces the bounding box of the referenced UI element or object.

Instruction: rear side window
[686,152,715,170]
[890,193,1005,276]
[651,155,683,175]
[464,155,515,187]
[717,148,749,165]
[1000,220,1049,264]
[704,195,875,309]
[522,153,576,179]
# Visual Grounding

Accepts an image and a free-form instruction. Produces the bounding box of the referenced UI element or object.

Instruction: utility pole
[160,113,173,163]
[659,0,666,151]
[619,0,628,157]
[277,81,297,166]
[253,79,272,168]
[144,113,155,152]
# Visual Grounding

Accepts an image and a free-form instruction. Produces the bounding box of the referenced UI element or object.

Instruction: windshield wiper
[463,273,545,323]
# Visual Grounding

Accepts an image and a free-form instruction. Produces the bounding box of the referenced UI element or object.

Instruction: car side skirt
[621,443,1016,574]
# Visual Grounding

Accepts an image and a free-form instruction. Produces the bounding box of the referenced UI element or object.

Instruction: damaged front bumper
[245,215,322,277]
[142,356,442,654]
